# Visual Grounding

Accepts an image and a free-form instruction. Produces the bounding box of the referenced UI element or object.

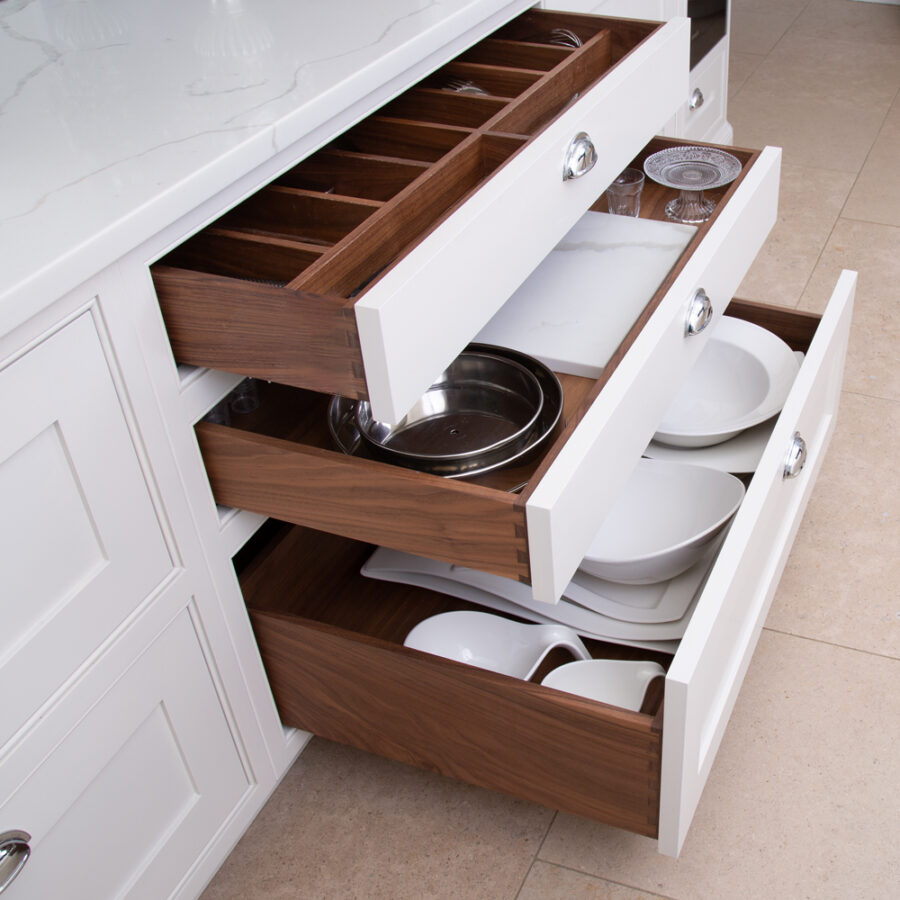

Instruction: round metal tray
[328,344,563,480]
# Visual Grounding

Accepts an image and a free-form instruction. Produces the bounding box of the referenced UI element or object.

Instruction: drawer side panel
[197,423,530,581]
[250,611,661,836]
[153,266,367,398]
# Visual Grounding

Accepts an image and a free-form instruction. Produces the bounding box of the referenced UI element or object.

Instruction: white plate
[579,458,744,584]
[361,547,700,645]
[643,353,805,473]
[654,316,800,448]
[566,535,723,623]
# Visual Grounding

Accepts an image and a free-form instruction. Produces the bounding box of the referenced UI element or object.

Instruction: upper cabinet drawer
[151,9,689,423]
[192,137,780,604]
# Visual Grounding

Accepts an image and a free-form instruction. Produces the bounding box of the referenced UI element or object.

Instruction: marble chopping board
[475,211,697,379]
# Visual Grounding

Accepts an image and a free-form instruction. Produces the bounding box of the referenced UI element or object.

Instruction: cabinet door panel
[0,312,172,746]
[659,271,855,856]
[0,608,249,899]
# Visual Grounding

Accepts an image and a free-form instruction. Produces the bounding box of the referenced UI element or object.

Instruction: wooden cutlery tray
[150,9,672,404]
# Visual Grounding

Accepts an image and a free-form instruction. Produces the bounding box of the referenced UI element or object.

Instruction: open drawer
[151,8,690,423]
[192,137,780,603]
[235,272,855,856]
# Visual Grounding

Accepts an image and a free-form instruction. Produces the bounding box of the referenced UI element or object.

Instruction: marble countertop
[0,0,528,327]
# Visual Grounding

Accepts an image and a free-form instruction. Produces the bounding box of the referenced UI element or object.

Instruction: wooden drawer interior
[193,139,762,584]
[237,521,669,837]
[232,302,824,838]
[150,9,664,399]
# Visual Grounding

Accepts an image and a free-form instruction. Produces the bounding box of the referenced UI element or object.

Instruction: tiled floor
[202,2,899,897]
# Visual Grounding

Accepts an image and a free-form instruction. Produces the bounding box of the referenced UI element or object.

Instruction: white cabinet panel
[526,145,781,602]
[354,18,690,422]
[0,607,250,899]
[0,312,173,747]
[659,271,856,856]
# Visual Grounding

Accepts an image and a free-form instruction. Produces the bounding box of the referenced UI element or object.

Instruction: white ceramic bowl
[653,316,800,448]
[541,659,665,711]
[579,458,745,584]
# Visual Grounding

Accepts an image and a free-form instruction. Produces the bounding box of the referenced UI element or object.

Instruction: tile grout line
[761,625,900,663]
[841,386,900,406]
[518,857,681,900]
[512,810,559,900]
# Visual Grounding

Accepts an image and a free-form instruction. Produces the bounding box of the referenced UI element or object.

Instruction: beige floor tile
[539,630,900,900]
[730,87,887,172]
[787,0,900,46]
[768,391,900,657]
[729,0,808,55]
[740,30,900,109]
[201,739,554,900]
[519,862,669,900]
[797,218,900,401]
[728,51,767,97]
[735,162,855,307]
[843,96,900,228]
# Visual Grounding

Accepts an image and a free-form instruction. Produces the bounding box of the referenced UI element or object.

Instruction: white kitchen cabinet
[0,606,249,899]
[144,5,853,858]
[0,0,856,887]
[0,311,172,748]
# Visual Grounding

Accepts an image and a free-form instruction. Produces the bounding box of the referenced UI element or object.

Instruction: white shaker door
[658,270,856,856]
[0,311,172,746]
[0,607,249,900]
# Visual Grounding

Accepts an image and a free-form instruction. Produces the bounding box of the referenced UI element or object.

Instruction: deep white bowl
[580,458,745,584]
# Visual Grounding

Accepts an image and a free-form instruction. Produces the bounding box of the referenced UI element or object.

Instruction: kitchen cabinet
[0,607,249,899]
[0,0,854,889]
[147,5,853,858]
[0,288,266,898]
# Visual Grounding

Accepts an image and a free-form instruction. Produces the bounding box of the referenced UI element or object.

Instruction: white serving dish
[580,457,744,584]
[361,545,705,644]
[541,659,666,711]
[653,315,800,447]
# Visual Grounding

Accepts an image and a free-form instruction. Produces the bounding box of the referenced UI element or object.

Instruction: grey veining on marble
[476,212,697,378]
[0,0,530,326]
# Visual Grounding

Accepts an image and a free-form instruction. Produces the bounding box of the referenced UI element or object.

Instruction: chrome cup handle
[783,432,807,479]
[0,830,31,895]
[563,132,597,181]
[685,288,713,336]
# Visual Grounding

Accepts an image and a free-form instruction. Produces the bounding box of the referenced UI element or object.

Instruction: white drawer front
[658,270,856,856]
[0,312,173,748]
[0,607,249,899]
[676,41,728,141]
[526,146,782,603]
[355,18,691,423]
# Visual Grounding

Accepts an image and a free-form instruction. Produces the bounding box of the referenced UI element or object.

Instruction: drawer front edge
[526,145,782,603]
[355,18,691,423]
[657,270,856,857]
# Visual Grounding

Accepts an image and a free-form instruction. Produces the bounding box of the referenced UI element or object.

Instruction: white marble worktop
[0,0,528,329]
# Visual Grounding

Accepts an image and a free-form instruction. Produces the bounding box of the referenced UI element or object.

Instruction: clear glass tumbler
[606,168,645,217]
